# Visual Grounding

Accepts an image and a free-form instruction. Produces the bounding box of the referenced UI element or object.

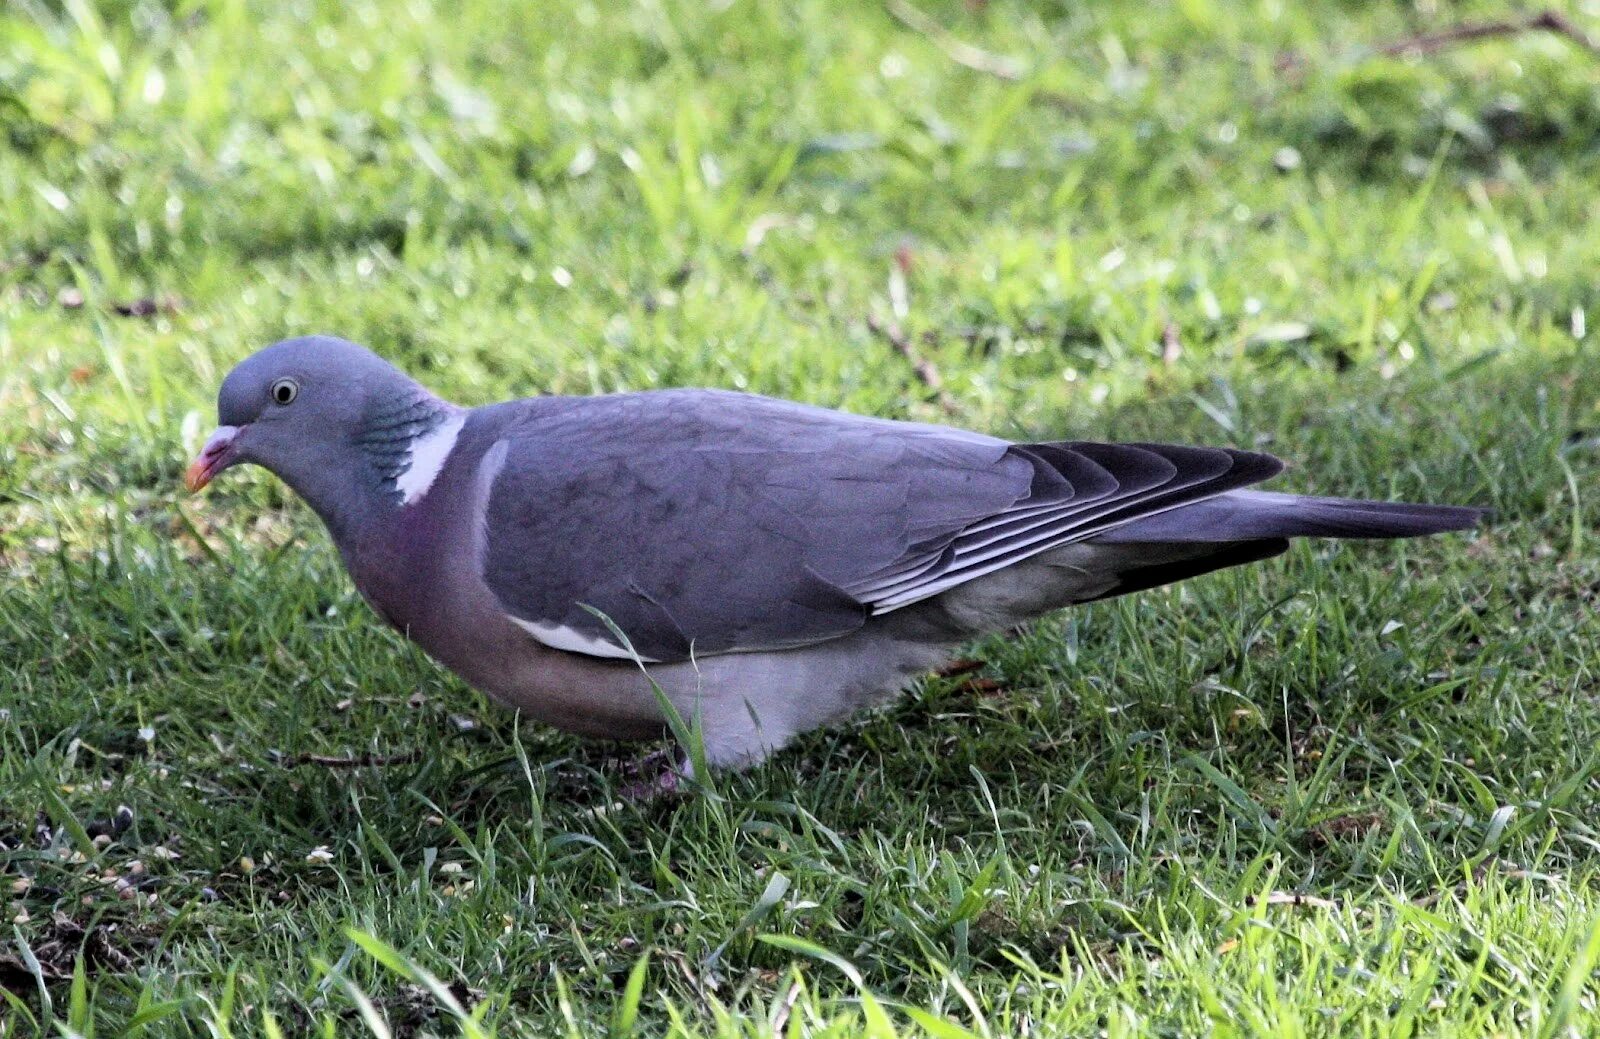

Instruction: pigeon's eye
[270,378,299,405]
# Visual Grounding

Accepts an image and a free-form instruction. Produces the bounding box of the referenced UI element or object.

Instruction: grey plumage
[188,336,1484,770]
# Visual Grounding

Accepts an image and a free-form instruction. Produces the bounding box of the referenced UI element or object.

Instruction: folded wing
[478,390,1300,663]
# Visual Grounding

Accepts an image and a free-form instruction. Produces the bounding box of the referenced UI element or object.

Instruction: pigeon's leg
[619,744,689,801]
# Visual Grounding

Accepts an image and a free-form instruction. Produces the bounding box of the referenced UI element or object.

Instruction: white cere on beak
[201,425,240,455]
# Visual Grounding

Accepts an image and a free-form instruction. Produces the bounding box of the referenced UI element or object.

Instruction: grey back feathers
[480,390,1025,662]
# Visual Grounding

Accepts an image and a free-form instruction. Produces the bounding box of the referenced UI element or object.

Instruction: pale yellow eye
[270,378,299,405]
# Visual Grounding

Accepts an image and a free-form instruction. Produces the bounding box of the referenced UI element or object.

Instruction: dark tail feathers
[1091,490,1486,545]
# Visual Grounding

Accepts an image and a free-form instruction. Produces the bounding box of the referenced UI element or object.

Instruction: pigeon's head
[185,336,442,510]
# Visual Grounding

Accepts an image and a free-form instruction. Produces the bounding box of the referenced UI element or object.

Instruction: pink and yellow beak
[185,425,241,492]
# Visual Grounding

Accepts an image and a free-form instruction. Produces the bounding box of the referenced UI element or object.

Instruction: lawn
[3,0,1600,1034]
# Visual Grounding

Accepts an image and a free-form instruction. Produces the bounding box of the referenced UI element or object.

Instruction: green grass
[3,0,1600,1033]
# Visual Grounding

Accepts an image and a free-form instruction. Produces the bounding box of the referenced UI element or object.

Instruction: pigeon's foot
[619,745,689,802]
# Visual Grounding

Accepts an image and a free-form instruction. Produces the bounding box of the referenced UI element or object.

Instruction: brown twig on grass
[1249,891,1339,910]
[934,657,986,679]
[280,749,422,769]
[885,0,1026,80]
[953,676,1006,697]
[1279,8,1600,72]
[1273,9,1600,76]
[771,981,805,1037]
[1374,9,1599,58]
[866,314,959,416]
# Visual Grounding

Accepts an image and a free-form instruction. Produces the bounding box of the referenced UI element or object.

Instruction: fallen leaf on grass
[1307,811,1385,847]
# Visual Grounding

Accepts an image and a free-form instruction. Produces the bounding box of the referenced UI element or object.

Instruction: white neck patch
[394,412,465,506]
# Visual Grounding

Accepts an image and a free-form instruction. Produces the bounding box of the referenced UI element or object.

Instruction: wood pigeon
[185,336,1483,771]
